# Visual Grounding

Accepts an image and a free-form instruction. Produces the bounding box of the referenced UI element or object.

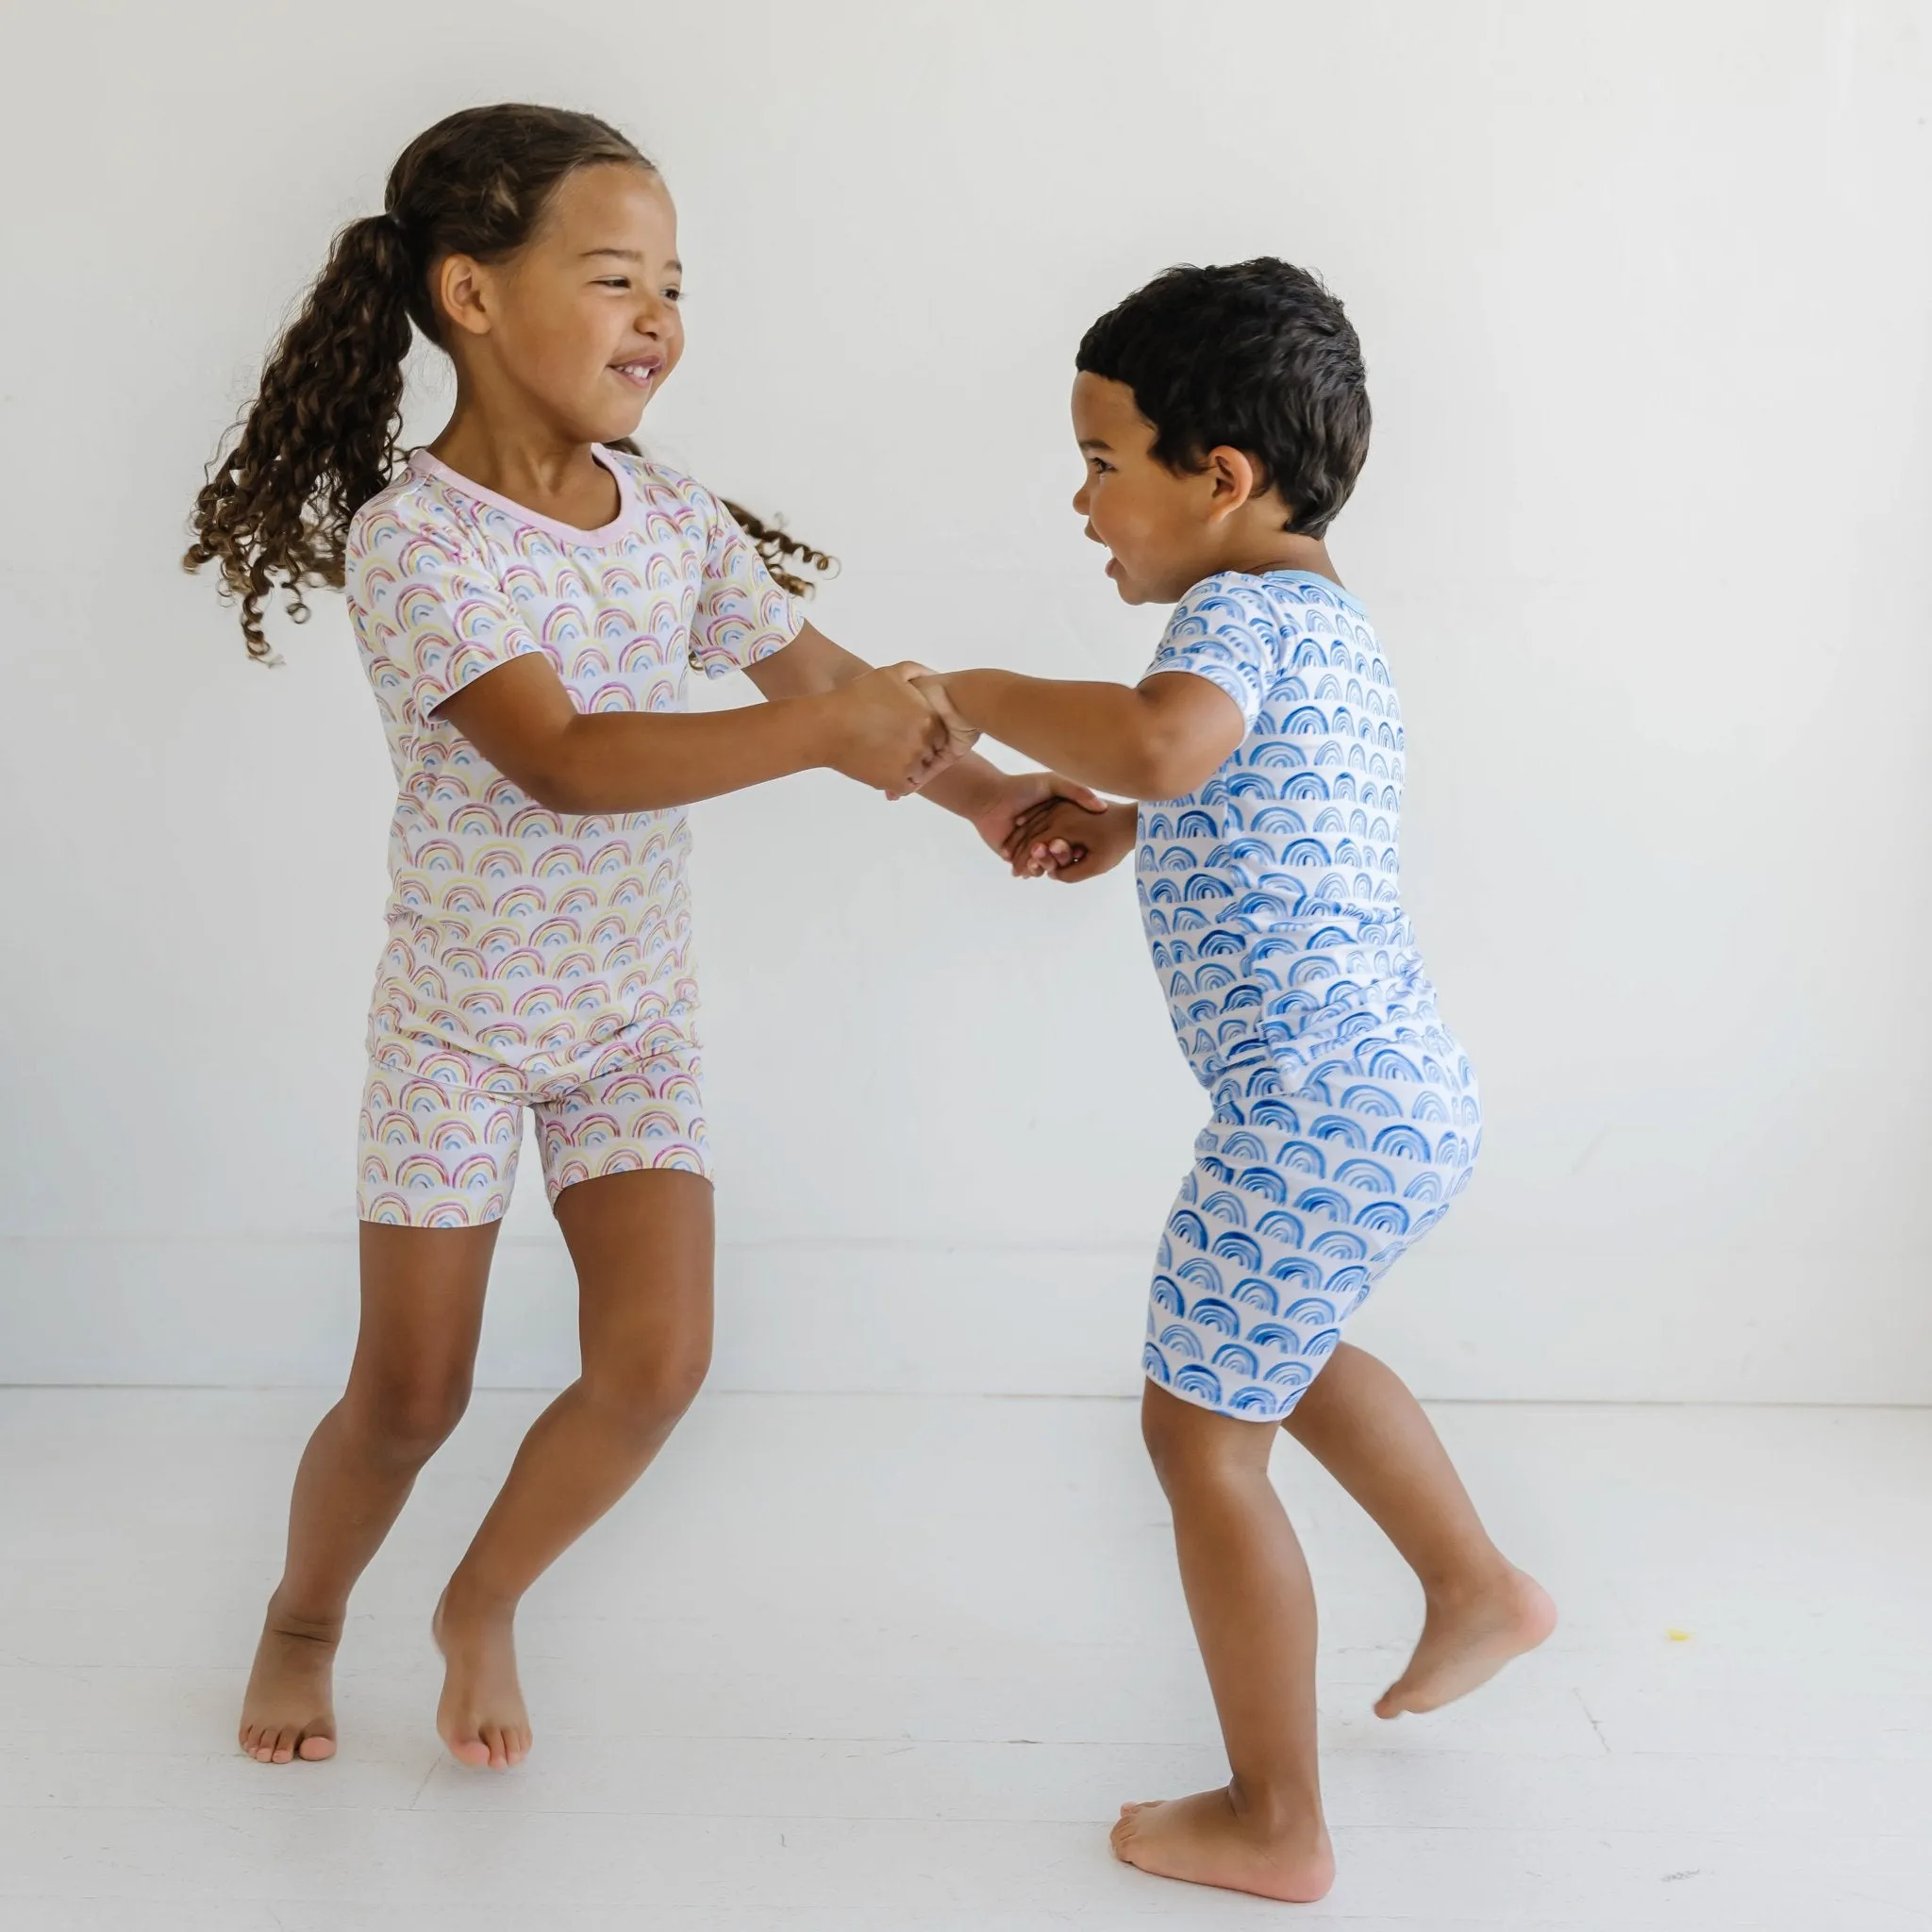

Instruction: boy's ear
[1203,444,1261,521]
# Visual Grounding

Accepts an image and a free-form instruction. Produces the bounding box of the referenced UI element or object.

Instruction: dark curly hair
[186,102,830,660]
[1075,258,1370,538]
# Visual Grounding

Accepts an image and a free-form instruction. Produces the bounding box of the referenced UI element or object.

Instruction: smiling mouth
[611,359,660,391]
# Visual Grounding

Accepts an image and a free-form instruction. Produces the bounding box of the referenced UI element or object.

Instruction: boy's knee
[1140,1382,1261,1491]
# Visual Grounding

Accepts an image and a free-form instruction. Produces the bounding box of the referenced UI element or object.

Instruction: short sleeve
[1143,573,1279,733]
[345,506,544,729]
[687,489,804,677]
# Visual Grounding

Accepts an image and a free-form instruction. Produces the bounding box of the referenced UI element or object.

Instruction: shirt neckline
[1263,568,1367,611]
[408,443,634,545]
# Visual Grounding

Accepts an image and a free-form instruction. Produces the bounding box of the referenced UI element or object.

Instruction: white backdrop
[2,0,1928,1400]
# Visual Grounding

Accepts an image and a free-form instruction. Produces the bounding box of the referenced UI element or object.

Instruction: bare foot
[1110,1786,1335,1903]
[1376,1565,1557,1718]
[238,1598,339,1764]
[432,1586,531,1770]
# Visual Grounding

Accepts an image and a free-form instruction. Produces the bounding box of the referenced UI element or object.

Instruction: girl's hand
[911,673,983,766]
[1007,797,1138,881]
[823,663,958,797]
[968,769,1108,862]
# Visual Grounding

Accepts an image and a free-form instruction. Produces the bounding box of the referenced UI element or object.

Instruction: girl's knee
[350,1366,473,1467]
[586,1333,711,1436]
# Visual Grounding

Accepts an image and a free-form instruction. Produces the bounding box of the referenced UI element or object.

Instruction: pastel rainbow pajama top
[1138,570,1480,1421]
[341,446,800,1227]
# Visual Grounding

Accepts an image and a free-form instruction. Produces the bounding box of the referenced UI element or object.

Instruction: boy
[920,260,1554,1902]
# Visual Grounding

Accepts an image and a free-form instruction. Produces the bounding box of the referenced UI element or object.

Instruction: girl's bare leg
[431,1167,713,1769]
[1110,1382,1336,1903]
[1280,1341,1555,1716]
[239,1221,498,1763]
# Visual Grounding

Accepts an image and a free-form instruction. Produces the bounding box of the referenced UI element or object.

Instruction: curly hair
[602,437,834,600]
[186,104,831,659]
[1075,258,1371,539]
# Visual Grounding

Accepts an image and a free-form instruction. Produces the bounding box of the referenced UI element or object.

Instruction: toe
[447,1729,491,1769]
[270,1726,296,1764]
[297,1731,336,1762]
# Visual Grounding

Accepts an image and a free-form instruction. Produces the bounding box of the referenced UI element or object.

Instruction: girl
[186,102,1092,1772]
[922,259,1556,1903]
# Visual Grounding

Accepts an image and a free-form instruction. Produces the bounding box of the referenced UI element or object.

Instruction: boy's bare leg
[431,1167,713,1770]
[1110,1382,1336,1903]
[1281,1341,1555,1716]
[239,1221,498,1763]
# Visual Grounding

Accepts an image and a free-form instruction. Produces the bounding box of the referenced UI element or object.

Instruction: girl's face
[439,161,685,444]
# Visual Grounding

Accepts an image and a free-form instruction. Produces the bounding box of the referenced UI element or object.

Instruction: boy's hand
[967,768,1108,862]
[1007,797,1137,881]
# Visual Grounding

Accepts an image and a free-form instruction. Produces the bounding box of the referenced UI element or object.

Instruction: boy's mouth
[610,357,662,391]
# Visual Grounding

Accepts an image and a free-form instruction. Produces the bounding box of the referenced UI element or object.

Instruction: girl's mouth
[610,358,660,391]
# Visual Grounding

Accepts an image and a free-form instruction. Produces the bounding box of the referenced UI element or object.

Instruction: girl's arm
[914,669,1245,802]
[746,623,1108,847]
[436,649,949,813]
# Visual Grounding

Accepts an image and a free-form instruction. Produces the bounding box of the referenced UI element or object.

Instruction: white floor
[0,1390,1927,1930]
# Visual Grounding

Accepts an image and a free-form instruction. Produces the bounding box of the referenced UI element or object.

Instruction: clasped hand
[841,664,1132,884]
[830,662,980,800]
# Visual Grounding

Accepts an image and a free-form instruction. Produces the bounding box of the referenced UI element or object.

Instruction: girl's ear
[434,253,494,339]
[1203,444,1260,522]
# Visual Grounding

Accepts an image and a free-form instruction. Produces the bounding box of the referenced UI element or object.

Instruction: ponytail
[715,499,837,603]
[185,214,414,660]
[605,436,835,601]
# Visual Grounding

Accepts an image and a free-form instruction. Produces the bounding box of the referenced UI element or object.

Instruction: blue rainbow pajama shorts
[1147,1026,1479,1419]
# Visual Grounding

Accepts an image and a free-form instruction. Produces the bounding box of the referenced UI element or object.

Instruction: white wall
[2,0,1928,1400]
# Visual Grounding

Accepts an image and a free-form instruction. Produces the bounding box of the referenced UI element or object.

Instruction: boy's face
[1071,372,1219,606]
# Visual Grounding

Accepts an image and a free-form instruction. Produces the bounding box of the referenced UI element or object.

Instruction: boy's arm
[747,622,1108,845]
[916,669,1245,802]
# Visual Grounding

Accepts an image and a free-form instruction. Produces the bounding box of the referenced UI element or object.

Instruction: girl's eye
[662,287,683,304]
[597,278,630,290]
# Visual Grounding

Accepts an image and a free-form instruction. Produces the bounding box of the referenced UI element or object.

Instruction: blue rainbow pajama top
[1138,570,1480,1421]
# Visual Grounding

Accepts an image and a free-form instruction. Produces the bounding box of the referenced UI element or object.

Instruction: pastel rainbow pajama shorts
[1145,1024,1480,1422]
[356,1037,709,1228]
